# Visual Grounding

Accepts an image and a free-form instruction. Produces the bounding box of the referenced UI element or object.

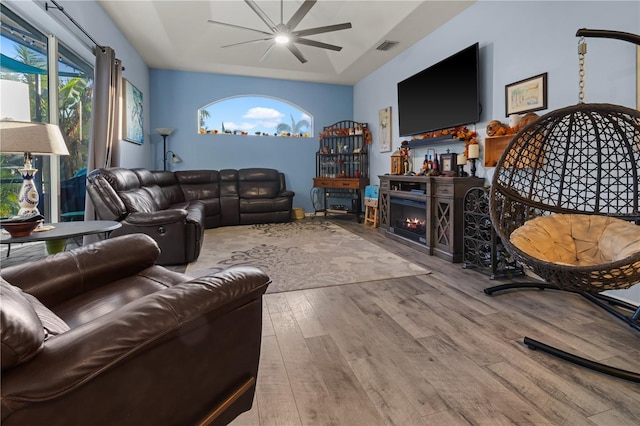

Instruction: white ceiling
[97,0,474,85]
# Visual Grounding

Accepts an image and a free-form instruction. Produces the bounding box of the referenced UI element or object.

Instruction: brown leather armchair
[0,234,270,426]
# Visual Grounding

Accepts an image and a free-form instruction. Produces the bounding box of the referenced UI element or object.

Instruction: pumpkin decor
[518,112,540,128]
[486,120,507,136]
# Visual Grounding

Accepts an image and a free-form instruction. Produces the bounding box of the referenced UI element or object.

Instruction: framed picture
[505,72,548,116]
[123,78,144,144]
[440,152,457,173]
[379,106,392,152]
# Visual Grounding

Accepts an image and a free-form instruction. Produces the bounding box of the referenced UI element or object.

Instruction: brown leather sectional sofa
[87,167,295,265]
[0,234,270,425]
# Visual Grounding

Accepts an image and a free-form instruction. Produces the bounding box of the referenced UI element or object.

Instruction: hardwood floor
[231,218,640,426]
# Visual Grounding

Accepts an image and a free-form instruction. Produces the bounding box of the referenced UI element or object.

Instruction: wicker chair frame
[487,102,640,382]
[490,103,640,293]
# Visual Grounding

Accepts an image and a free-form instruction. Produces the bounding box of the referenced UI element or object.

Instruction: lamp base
[17,166,40,218]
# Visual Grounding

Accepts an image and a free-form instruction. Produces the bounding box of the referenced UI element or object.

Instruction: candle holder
[467,144,480,178]
[469,158,478,177]
[457,164,467,177]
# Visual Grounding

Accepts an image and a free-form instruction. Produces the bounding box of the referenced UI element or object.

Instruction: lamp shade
[0,120,69,156]
[156,127,174,136]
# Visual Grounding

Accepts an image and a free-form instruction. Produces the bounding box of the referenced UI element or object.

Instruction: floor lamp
[0,120,69,218]
[156,127,177,171]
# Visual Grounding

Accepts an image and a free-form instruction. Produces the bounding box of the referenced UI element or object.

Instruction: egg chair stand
[486,282,640,328]
[484,27,640,382]
[485,103,640,382]
[485,281,640,382]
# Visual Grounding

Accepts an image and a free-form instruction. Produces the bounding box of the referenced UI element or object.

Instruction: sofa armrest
[0,267,270,416]
[125,209,188,226]
[1,234,160,307]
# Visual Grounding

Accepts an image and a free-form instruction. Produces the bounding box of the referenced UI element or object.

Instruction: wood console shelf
[379,175,484,262]
[484,135,513,167]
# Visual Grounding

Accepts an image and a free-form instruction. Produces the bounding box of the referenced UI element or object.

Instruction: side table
[1,220,121,256]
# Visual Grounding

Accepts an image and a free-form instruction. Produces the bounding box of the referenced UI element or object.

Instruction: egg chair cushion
[510,214,640,267]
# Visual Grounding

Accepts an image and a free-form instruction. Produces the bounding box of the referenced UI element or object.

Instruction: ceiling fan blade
[295,38,342,51]
[260,43,276,63]
[287,43,308,64]
[208,20,273,36]
[245,0,277,31]
[221,37,273,48]
[285,0,316,31]
[294,23,352,38]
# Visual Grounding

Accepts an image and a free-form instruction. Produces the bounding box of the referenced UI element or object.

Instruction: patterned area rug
[186,219,430,293]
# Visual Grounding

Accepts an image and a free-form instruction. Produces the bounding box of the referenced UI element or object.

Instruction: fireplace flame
[404,218,426,229]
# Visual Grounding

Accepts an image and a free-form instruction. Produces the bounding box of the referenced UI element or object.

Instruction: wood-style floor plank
[265,294,342,425]
[230,219,640,426]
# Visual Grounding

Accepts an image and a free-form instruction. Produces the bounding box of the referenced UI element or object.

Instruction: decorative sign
[379,106,392,152]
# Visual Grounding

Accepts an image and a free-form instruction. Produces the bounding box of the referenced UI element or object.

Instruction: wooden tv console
[379,175,484,262]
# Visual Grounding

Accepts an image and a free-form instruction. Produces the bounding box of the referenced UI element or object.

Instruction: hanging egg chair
[486,29,640,382]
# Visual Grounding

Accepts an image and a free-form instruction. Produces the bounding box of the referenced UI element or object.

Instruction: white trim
[48,34,61,223]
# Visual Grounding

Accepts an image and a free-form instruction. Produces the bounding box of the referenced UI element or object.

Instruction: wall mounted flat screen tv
[397,42,480,137]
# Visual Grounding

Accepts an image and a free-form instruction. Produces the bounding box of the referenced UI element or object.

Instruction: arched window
[198,95,313,137]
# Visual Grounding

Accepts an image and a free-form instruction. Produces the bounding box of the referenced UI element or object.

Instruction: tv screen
[397,43,480,137]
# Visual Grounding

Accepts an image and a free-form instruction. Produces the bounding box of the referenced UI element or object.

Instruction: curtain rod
[45,0,105,51]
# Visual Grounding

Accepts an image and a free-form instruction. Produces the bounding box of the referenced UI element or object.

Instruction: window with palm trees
[1,5,92,221]
[198,95,312,137]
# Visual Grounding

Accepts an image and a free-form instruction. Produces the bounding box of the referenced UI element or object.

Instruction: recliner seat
[1,234,270,425]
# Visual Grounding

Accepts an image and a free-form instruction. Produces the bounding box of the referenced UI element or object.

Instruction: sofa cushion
[240,197,291,213]
[153,172,185,207]
[120,188,160,213]
[219,169,239,197]
[510,214,640,266]
[107,168,142,192]
[184,197,220,218]
[21,292,70,338]
[176,170,220,201]
[1,279,46,370]
[238,168,280,199]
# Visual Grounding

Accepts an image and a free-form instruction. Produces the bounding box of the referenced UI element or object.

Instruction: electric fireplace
[389,197,427,245]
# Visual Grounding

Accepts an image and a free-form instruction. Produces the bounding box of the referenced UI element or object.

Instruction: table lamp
[0,120,69,218]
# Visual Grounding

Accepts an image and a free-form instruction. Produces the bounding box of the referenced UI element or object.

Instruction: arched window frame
[197,95,313,138]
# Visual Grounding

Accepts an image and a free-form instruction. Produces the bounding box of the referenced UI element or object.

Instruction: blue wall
[150,69,353,212]
[355,1,640,186]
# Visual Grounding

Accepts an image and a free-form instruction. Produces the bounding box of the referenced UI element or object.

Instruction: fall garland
[318,125,372,144]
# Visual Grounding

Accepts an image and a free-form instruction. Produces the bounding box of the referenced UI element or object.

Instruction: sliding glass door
[1,4,93,221]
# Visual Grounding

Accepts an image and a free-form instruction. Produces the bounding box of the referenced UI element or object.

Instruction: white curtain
[84,46,122,223]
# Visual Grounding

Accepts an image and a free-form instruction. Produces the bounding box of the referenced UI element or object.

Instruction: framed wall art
[123,78,144,144]
[505,72,548,116]
[379,106,392,153]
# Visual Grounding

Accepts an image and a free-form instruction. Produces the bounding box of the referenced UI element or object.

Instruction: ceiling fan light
[275,34,290,44]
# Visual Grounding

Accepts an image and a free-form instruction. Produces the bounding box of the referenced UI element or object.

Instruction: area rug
[186,219,430,293]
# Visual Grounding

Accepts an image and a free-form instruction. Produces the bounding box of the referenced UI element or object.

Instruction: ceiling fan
[208,0,352,64]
